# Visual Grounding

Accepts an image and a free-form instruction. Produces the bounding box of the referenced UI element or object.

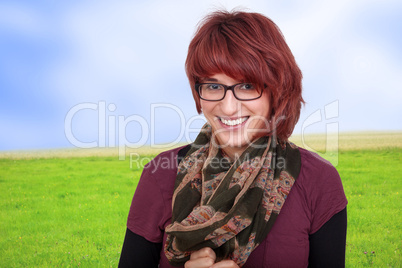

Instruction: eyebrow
[203,78,219,82]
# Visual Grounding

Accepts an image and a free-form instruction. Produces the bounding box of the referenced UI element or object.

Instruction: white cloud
[1,0,401,149]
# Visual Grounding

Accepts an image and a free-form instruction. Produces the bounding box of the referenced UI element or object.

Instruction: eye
[204,83,223,91]
[238,83,255,90]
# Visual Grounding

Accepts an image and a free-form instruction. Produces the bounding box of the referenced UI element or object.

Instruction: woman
[119,10,347,268]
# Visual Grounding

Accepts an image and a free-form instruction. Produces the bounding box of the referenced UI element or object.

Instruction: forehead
[201,73,244,84]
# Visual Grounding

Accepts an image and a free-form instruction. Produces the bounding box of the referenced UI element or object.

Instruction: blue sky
[1,0,401,150]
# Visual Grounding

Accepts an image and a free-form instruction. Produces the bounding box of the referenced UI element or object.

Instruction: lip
[217,116,249,129]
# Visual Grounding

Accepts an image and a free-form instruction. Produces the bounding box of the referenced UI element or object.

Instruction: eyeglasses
[195,83,263,101]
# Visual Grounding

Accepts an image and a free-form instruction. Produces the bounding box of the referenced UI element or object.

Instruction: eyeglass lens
[199,83,261,100]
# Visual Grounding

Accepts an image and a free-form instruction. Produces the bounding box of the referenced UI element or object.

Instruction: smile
[219,117,248,126]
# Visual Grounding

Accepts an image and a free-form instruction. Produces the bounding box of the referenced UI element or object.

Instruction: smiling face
[200,73,271,158]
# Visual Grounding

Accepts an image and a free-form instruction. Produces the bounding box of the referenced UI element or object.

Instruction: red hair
[185,10,304,140]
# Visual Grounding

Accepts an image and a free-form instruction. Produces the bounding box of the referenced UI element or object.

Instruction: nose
[220,90,240,115]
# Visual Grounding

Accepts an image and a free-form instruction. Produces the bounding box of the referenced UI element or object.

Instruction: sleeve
[118,228,162,268]
[127,160,167,243]
[308,207,347,267]
[308,159,348,234]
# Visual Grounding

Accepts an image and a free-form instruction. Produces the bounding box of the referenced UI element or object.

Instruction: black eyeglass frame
[194,83,264,101]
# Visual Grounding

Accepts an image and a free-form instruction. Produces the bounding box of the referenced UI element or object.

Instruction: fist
[184,247,240,268]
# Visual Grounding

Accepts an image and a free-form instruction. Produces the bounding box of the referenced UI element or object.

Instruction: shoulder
[296,147,343,191]
[298,147,338,177]
[297,146,344,192]
[138,144,191,203]
[296,147,347,233]
[142,144,190,176]
[127,144,191,241]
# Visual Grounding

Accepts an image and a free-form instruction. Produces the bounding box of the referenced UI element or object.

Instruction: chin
[215,132,250,149]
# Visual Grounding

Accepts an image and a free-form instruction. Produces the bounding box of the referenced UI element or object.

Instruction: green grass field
[1,132,401,267]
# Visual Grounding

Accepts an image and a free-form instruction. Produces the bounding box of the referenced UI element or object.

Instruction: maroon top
[127,146,347,267]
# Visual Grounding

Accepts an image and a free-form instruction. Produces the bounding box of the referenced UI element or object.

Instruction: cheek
[257,95,271,118]
[200,101,214,118]
[265,96,271,117]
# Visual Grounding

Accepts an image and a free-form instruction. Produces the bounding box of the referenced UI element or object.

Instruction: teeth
[220,117,247,126]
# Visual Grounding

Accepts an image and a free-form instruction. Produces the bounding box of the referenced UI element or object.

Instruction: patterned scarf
[164,124,301,266]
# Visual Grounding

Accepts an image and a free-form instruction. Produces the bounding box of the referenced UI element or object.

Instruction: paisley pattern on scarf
[164,124,301,266]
